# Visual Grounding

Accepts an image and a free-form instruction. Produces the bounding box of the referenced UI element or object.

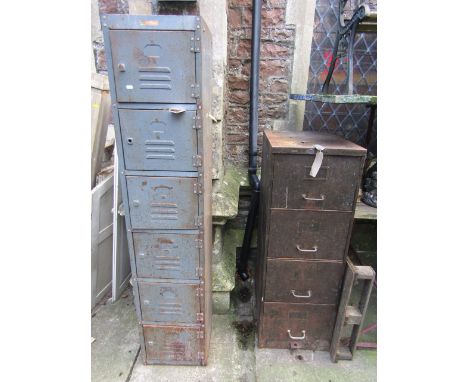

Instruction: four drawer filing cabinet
[256,130,366,351]
[103,15,213,365]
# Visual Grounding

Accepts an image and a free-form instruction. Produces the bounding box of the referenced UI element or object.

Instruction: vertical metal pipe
[238,0,262,281]
[248,0,262,176]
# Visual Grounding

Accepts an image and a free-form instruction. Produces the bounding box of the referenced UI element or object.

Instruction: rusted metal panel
[143,325,203,365]
[258,303,336,350]
[119,108,199,171]
[267,210,353,261]
[139,281,201,323]
[264,259,345,305]
[126,176,199,230]
[271,154,362,212]
[133,232,201,280]
[109,30,197,103]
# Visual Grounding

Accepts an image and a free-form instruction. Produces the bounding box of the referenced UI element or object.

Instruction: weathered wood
[330,257,375,362]
[91,73,111,188]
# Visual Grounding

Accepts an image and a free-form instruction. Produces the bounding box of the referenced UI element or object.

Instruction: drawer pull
[296,245,318,253]
[287,330,306,340]
[291,290,312,298]
[168,107,186,114]
[302,194,325,201]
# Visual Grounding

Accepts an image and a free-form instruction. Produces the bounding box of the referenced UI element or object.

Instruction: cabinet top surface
[264,130,367,156]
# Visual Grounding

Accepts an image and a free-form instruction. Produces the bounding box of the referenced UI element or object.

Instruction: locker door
[119,109,198,171]
[127,176,199,230]
[109,30,196,103]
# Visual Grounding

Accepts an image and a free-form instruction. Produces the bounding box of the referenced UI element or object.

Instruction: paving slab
[129,314,256,382]
[92,289,140,382]
[255,347,377,382]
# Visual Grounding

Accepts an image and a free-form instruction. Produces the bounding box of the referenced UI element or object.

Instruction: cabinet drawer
[139,281,201,324]
[259,303,336,350]
[143,325,202,365]
[110,30,196,104]
[271,154,362,211]
[268,210,352,261]
[134,232,200,280]
[264,259,344,304]
[127,176,199,230]
[119,108,198,171]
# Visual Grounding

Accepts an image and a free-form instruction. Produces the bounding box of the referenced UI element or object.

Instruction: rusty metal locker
[103,14,212,366]
[256,130,366,351]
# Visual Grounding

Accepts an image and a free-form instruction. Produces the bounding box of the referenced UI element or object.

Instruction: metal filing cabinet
[102,15,213,365]
[256,130,366,351]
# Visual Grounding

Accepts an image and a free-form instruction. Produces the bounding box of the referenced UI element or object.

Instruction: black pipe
[237,0,262,281]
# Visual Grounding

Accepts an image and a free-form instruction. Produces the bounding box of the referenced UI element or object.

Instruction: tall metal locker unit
[102,14,213,366]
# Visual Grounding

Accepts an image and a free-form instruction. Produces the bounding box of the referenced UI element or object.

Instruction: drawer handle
[296,245,318,253]
[291,290,312,298]
[302,194,325,201]
[287,330,306,340]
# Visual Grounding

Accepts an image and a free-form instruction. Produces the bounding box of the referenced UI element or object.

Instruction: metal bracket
[192,155,203,167]
[197,330,205,339]
[190,84,200,99]
[196,312,204,322]
[197,352,205,361]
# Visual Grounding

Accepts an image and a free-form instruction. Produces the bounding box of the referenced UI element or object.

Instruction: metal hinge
[196,266,204,276]
[193,182,203,195]
[195,215,203,227]
[192,155,202,167]
[192,114,202,129]
[190,83,200,99]
[196,312,204,322]
[196,287,204,298]
[196,237,203,249]
[198,352,205,361]
[197,330,205,339]
[190,32,201,53]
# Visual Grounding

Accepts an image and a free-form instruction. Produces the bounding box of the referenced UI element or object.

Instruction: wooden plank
[91,72,111,188]
[354,199,377,220]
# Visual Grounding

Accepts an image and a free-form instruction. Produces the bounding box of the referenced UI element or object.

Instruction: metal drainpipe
[237,0,262,281]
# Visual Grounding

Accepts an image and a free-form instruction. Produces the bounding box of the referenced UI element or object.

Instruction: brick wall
[225,0,295,166]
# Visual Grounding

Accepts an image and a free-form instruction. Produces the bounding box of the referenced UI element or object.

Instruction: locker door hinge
[192,155,203,167]
[195,237,203,249]
[195,287,204,298]
[198,352,205,361]
[192,114,202,129]
[193,182,203,195]
[196,266,204,277]
[196,312,204,323]
[195,215,204,227]
[190,33,201,53]
[197,330,205,339]
[190,84,200,99]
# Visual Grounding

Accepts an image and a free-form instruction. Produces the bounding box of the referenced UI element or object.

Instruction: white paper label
[126,84,134,90]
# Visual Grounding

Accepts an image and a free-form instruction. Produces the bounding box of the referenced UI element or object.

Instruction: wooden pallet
[330,257,376,362]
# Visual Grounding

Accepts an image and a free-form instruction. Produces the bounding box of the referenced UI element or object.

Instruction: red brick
[260,59,289,78]
[262,8,285,27]
[228,75,250,91]
[228,8,243,28]
[261,42,289,58]
[230,90,250,105]
[236,39,252,58]
[270,78,289,93]
[227,107,250,124]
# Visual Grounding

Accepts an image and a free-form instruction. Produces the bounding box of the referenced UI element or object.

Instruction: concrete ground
[92,287,377,382]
